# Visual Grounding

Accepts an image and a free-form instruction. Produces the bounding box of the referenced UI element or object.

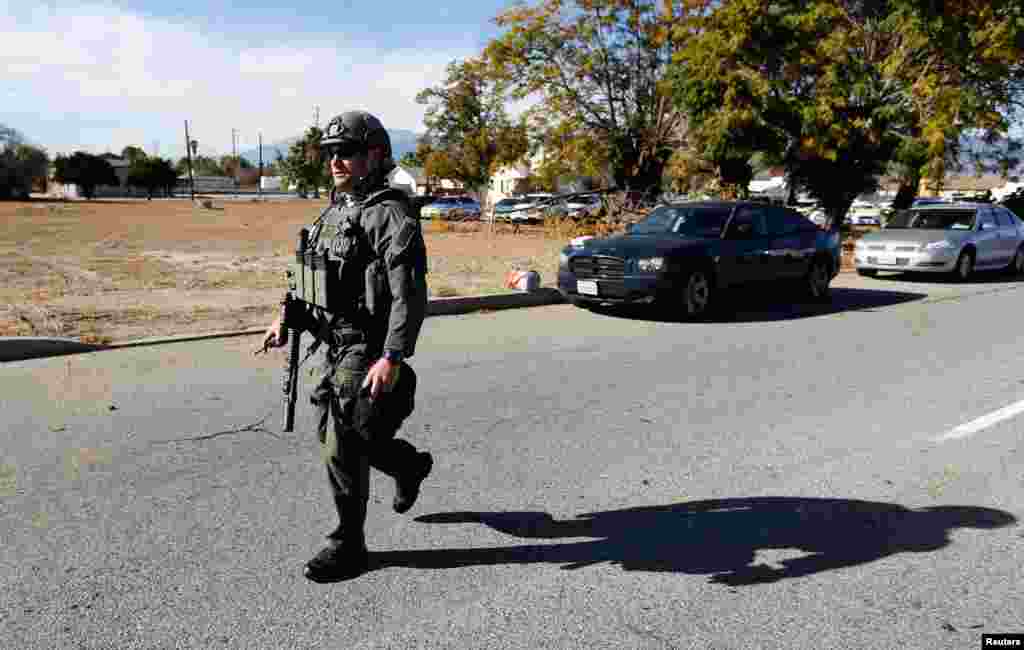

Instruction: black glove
[282,298,313,332]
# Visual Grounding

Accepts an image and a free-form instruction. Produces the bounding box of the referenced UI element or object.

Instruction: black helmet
[321,110,392,159]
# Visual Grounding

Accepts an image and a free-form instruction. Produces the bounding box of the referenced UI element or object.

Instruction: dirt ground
[0,198,568,343]
[0,198,859,344]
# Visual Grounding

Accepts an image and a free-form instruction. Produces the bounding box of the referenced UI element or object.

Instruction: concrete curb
[0,288,568,363]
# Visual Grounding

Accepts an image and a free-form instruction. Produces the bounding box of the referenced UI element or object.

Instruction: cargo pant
[310,338,421,537]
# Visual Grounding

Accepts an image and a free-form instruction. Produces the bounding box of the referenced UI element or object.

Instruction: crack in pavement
[152,413,282,444]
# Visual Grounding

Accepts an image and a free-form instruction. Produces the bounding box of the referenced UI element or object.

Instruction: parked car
[546,193,605,220]
[845,200,882,226]
[854,202,1024,280]
[420,196,481,220]
[492,193,554,224]
[493,197,525,220]
[557,201,841,317]
[910,197,949,208]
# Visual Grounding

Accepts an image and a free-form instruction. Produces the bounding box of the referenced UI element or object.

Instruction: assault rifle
[280,227,309,432]
[255,227,309,432]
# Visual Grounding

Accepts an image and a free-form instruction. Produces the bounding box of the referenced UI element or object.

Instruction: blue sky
[1,0,519,160]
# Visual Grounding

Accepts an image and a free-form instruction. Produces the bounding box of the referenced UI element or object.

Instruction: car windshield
[885,209,976,230]
[630,205,731,237]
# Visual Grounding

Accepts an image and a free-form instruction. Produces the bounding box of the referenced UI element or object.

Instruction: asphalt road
[2,271,1023,649]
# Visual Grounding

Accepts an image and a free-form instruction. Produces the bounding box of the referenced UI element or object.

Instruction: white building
[260,176,283,191]
[485,148,555,209]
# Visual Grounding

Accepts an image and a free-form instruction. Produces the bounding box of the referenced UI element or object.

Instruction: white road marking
[934,398,1024,442]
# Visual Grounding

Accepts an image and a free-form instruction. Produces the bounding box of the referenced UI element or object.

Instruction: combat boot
[393,452,433,514]
[305,496,368,583]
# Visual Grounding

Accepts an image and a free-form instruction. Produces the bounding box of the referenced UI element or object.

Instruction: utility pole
[184,120,196,201]
[314,105,320,129]
[231,128,238,190]
[258,133,263,199]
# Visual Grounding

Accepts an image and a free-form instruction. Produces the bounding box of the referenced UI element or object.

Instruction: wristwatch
[383,349,404,364]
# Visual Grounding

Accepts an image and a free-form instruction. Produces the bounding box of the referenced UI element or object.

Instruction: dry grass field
[0,197,858,344]
[0,198,569,343]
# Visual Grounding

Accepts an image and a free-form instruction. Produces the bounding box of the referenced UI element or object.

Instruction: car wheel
[806,258,832,301]
[1007,245,1024,276]
[857,268,877,278]
[953,249,975,282]
[681,268,713,318]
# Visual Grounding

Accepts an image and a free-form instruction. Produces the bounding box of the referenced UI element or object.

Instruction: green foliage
[126,157,178,198]
[0,124,50,199]
[0,143,49,199]
[483,0,689,193]
[120,146,148,165]
[416,58,528,193]
[280,126,329,198]
[398,150,423,168]
[53,152,118,199]
[175,154,227,177]
[219,154,253,179]
[671,0,1024,227]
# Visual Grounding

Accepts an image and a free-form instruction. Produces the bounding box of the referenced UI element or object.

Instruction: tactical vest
[290,189,408,318]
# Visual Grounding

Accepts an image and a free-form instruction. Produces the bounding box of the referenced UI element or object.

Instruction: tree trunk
[891,175,918,210]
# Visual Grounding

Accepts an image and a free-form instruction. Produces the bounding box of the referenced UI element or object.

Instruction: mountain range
[238,129,421,167]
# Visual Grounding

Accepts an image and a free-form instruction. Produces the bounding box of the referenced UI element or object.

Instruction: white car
[854,202,1024,280]
[546,193,604,220]
[503,193,554,223]
[845,200,882,226]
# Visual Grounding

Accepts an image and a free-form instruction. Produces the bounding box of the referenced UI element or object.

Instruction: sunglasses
[323,140,367,159]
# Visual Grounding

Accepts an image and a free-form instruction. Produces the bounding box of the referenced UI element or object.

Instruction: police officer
[261,110,432,582]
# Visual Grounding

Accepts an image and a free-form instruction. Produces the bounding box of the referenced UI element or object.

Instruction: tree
[416,57,529,206]
[0,124,25,148]
[53,152,118,199]
[0,144,49,199]
[398,150,423,168]
[0,124,50,199]
[121,146,148,165]
[176,154,226,177]
[219,155,253,181]
[482,0,691,194]
[280,126,329,198]
[126,157,178,199]
[672,0,1024,232]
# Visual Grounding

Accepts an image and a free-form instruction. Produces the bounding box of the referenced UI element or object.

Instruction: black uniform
[287,173,430,581]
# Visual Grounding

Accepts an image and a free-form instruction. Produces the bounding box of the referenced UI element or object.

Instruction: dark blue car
[558,201,841,317]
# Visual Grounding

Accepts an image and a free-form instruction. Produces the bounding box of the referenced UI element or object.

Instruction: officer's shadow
[374,497,1016,586]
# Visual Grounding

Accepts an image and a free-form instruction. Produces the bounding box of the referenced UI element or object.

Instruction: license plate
[874,256,897,266]
[577,280,599,296]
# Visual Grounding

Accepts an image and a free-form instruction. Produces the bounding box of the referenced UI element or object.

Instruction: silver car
[854,202,1024,280]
